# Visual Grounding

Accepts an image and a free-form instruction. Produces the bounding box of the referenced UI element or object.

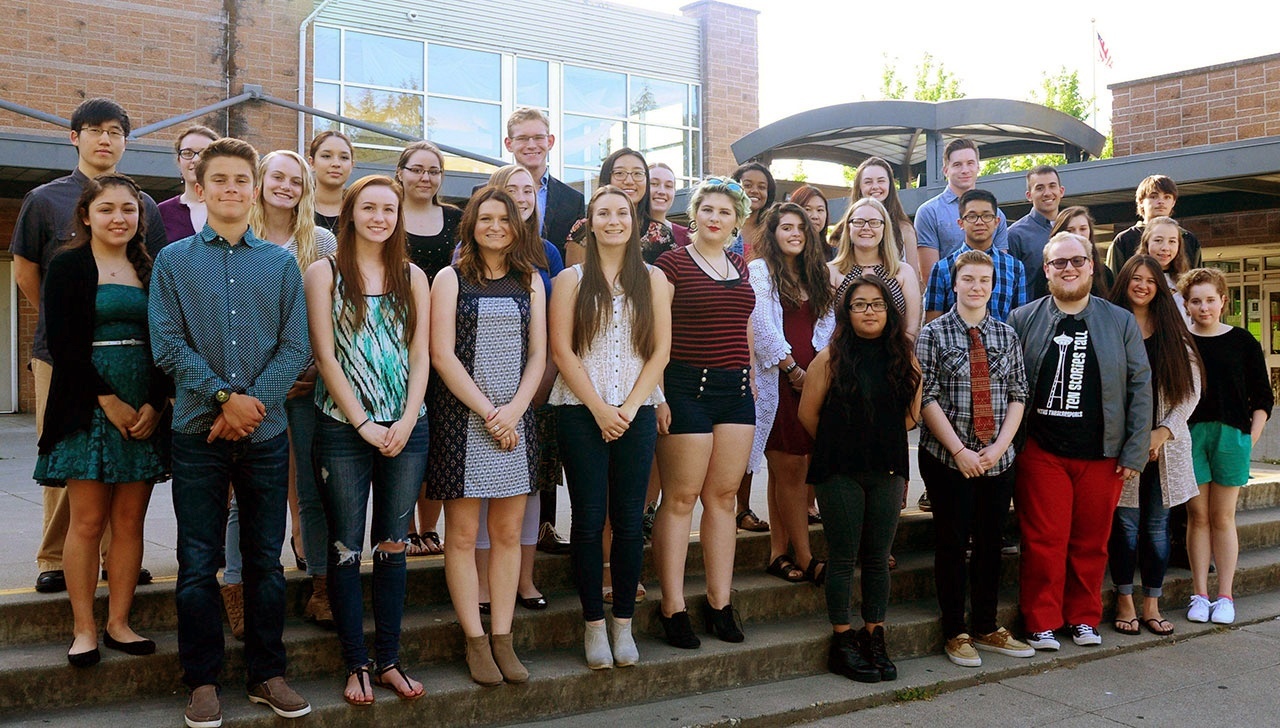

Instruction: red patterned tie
[968,327,997,444]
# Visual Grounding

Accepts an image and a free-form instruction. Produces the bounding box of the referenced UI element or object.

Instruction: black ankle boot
[828,630,879,683]
[862,625,897,681]
[659,610,701,649]
[704,603,745,643]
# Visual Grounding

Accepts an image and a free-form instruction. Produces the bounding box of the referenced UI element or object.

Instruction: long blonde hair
[249,150,323,270]
[832,197,900,279]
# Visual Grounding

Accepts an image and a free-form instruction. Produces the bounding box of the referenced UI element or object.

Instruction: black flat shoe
[103,631,156,656]
[67,646,100,668]
[659,610,701,649]
[36,570,66,593]
[478,602,491,615]
[100,568,153,585]
[517,594,548,610]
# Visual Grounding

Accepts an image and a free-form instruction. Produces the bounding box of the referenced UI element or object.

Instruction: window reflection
[517,58,549,108]
[428,98,502,159]
[564,66,626,117]
[343,86,423,146]
[314,27,340,80]
[429,45,500,100]
[343,31,422,90]
[561,115,625,167]
[630,77,688,126]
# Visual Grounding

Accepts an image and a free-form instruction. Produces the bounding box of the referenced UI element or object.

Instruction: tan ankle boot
[220,583,244,640]
[466,634,503,686]
[490,633,528,683]
[303,576,334,629]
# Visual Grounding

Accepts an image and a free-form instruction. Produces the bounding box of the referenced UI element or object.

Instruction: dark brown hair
[826,275,919,415]
[72,173,152,287]
[333,175,416,343]
[456,186,538,290]
[757,202,833,316]
[732,161,776,226]
[787,184,829,233]
[308,130,353,159]
[1135,174,1178,216]
[1109,255,1202,407]
[573,186,655,359]
[396,140,446,207]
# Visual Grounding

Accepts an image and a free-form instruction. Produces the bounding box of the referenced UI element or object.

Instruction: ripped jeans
[314,410,429,670]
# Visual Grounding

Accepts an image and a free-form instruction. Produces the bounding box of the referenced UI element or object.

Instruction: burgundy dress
[766,299,817,455]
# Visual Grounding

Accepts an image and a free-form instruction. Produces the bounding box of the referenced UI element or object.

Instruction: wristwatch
[214,389,232,405]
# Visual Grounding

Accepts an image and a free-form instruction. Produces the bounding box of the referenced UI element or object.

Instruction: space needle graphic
[1046,333,1074,410]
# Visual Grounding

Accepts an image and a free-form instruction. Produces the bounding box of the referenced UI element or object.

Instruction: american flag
[1096,32,1113,69]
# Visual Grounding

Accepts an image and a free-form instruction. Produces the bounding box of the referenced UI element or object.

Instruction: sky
[611,0,1278,133]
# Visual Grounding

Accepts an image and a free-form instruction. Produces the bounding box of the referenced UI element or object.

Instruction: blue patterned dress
[427,268,537,499]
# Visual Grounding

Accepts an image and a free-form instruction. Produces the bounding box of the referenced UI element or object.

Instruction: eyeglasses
[848,219,884,230]
[1047,256,1091,270]
[962,213,998,224]
[848,300,889,313]
[704,176,745,194]
[80,126,126,140]
[401,166,443,178]
[177,149,202,161]
[510,134,549,145]
[611,169,647,182]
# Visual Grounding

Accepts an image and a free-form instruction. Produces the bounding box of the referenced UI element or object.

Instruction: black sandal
[374,662,424,701]
[736,509,770,532]
[1143,617,1175,636]
[344,664,374,706]
[766,555,807,583]
[804,558,827,587]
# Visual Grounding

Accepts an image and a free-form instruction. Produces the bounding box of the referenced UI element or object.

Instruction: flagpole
[1091,18,1098,129]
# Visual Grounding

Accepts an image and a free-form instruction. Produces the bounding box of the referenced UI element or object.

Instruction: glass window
[314,27,340,80]
[564,66,626,117]
[560,167,596,198]
[517,58,549,108]
[629,77,688,126]
[1225,285,1244,328]
[687,129,701,179]
[427,97,502,159]
[343,86,423,146]
[428,45,500,100]
[689,85,701,128]
[344,31,422,90]
[312,83,340,133]
[561,114,625,168]
[1247,284,1262,340]
[632,124,685,170]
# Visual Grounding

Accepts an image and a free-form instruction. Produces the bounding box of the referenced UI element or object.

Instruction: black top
[1190,326,1274,434]
[543,174,586,260]
[38,244,172,453]
[1028,315,1105,459]
[1107,223,1203,280]
[406,204,463,283]
[807,336,911,482]
[314,211,339,233]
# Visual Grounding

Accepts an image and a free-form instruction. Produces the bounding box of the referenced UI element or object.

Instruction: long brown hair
[573,186,655,359]
[488,164,549,270]
[826,275,919,414]
[758,202,833,316]
[333,175,416,343]
[1108,255,1202,407]
[72,173,152,287]
[456,186,538,290]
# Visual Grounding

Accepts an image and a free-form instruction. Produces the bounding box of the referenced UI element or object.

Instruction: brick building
[0,0,760,413]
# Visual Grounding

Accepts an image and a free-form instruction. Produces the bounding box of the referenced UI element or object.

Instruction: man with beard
[1007,232,1152,651]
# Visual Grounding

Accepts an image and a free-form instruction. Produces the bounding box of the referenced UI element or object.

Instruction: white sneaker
[1210,597,1236,624]
[1071,624,1102,646]
[1026,630,1060,650]
[1187,594,1212,623]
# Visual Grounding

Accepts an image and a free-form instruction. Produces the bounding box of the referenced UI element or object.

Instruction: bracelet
[355,419,371,432]
[782,362,798,375]
[951,445,966,457]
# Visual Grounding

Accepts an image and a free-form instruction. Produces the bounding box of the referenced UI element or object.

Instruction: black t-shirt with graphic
[1028,315,1105,459]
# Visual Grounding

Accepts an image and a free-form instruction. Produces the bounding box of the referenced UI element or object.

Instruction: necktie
[968,326,997,444]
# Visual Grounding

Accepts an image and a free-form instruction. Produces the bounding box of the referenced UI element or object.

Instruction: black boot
[705,603,745,643]
[828,630,879,683]
[862,625,897,681]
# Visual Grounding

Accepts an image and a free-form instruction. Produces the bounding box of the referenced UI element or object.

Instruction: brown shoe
[303,576,335,629]
[247,676,311,718]
[466,634,503,686]
[184,684,222,728]
[220,583,244,641]
[490,632,529,683]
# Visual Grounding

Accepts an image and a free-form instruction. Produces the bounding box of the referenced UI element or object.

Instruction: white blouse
[550,265,664,408]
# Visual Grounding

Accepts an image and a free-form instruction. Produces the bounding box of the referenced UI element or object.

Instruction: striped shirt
[149,225,311,441]
[925,243,1027,322]
[655,247,754,369]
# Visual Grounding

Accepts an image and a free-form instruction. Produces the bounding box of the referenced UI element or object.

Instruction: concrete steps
[3,479,1280,725]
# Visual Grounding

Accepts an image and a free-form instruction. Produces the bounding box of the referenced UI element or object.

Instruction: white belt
[92,339,147,347]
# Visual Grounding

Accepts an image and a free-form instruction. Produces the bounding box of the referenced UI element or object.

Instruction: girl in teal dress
[35,174,170,666]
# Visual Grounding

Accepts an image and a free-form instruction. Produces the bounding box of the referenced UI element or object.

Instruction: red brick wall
[1111,54,1280,157]
[681,1,759,177]
[1182,209,1280,250]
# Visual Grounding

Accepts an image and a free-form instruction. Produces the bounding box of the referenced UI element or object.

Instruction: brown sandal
[736,509,770,532]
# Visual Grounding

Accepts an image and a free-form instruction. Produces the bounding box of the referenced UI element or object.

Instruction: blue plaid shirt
[149,225,310,440]
[925,243,1027,322]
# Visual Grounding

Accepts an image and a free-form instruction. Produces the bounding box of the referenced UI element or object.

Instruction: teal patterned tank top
[315,262,426,423]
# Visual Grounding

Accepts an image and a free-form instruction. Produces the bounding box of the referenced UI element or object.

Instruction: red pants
[1015,438,1123,632]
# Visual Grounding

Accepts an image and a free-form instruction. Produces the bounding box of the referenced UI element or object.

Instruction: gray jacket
[1008,295,1153,472]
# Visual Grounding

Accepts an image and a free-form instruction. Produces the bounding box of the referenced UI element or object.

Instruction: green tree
[980,67,1102,174]
[880,52,965,102]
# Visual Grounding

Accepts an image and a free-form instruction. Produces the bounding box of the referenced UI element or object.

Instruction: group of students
[14,97,1274,727]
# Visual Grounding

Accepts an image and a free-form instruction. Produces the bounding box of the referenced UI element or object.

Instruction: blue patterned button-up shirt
[925,243,1027,323]
[149,225,310,440]
[915,187,1009,259]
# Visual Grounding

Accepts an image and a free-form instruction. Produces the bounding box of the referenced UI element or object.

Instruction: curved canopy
[731,98,1107,186]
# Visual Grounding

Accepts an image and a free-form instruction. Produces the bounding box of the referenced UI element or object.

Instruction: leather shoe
[517,594,548,610]
[104,630,156,656]
[67,646,100,668]
[36,570,66,593]
[536,522,570,555]
[100,568,153,585]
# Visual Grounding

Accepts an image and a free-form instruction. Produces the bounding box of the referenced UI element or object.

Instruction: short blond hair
[506,107,550,138]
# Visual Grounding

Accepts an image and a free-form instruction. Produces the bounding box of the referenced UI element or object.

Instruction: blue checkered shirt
[925,244,1027,322]
[917,309,1028,474]
[149,225,310,440]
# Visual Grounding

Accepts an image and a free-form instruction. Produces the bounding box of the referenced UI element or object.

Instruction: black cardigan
[38,244,171,454]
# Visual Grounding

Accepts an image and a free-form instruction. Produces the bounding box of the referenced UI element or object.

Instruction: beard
[1048,274,1091,303]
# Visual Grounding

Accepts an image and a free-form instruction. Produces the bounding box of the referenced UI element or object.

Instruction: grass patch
[893,686,936,703]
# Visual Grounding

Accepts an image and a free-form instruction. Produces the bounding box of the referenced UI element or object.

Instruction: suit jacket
[543,175,585,259]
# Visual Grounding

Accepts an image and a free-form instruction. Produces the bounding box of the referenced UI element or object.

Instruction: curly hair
[71,173,152,287]
[757,202,833,316]
[825,274,919,417]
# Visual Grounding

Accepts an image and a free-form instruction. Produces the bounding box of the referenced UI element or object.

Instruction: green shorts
[1190,421,1253,487]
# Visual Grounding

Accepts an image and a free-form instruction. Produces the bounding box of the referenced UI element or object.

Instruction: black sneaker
[828,630,879,683]
[862,625,897,681]
[659,610,701,649]
[917,492,932,513]
[704,603,745,643]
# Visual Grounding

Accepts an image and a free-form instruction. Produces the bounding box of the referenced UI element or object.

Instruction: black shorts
[664,361,756,435]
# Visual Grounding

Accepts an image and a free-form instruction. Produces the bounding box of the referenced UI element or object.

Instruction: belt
[91,338,147,347]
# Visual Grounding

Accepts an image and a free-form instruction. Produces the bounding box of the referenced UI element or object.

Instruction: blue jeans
[172,431,289,689]
[287,396,326,576]
[814,471,902,626]
[1109,462,1170,597]
[558,405,656,621]
[315,411,429,670]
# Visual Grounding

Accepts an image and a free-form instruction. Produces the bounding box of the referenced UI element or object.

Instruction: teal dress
[34,285,169,486]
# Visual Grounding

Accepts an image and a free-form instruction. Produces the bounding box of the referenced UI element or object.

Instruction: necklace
[690,244,730,280]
